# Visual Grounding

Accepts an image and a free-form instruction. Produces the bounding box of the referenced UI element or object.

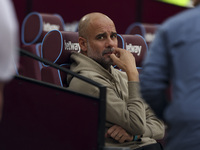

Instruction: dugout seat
[125,23,159,48]
[117,34,148,73]
[41,30,79,86]
[18,12,65,80]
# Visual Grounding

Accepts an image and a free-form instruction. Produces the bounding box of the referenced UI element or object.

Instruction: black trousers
[135,143,163,150]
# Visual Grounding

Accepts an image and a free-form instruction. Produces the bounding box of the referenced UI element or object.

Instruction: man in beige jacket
[67,12,165,150]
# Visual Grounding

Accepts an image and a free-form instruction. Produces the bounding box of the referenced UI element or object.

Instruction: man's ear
[79,37,87,52]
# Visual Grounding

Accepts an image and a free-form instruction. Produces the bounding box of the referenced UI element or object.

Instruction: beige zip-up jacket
[67,52,165,149]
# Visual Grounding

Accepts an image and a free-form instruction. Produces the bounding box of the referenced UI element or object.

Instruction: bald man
[67,12,165,150]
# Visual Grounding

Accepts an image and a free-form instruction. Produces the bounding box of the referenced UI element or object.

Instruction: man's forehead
[92,28,116,38]
[84,14,116,38]
[89,19,116,32]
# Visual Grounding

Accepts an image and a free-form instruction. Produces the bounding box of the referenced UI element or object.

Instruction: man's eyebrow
[95,32,117,39]
[95,32,107,38]
[111,32,117,35]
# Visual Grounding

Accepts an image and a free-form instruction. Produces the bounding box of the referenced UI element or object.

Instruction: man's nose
[105,37,116,47]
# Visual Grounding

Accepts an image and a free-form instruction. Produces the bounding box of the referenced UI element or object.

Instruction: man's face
[85,17,118,69]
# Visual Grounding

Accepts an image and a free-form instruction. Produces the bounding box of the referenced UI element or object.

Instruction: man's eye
[111,34,117,39]
[97,36,104,40]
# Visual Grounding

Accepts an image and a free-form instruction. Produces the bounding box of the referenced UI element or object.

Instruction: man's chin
[104,58,113,64]
[100,60,113,70]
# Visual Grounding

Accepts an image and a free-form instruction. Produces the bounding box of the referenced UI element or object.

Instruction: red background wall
[12,0,187,34]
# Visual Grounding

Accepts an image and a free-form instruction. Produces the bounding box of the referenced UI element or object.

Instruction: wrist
[127,71,139,81]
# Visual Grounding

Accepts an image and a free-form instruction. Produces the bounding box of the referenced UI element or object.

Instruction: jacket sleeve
[142,104,165,140]
[93,77,165,138]
[106,81,147,136]
[126,82,165,139]
[68,73,165,139]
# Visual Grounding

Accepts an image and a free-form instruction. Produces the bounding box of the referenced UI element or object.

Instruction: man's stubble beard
[87,42,114,70]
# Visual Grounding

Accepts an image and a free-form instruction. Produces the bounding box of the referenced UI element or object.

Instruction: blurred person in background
[193,0,200,6]
[140,0,200,150]
[0,0,19,121]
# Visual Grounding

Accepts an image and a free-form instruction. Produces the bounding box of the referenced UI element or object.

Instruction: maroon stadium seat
[41,30,79,86]
[18,12,65,80]
[117,34,148,73]
[125,23,159,48]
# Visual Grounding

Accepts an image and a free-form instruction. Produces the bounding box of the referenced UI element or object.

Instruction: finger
[107,125,117,135]
[110,53,119,62]
[119,136,126,143]
[110,125,123,139]
[113,47,124,52]
[111,126,124,140]
[116,130,127,141]
[112,48,125,57]
[115,133,123,141]
[118,130,133,142]
[126,135,134,142]
[110,129,119,139]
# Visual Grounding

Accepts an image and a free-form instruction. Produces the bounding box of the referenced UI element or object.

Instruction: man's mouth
[102,48,114,56]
